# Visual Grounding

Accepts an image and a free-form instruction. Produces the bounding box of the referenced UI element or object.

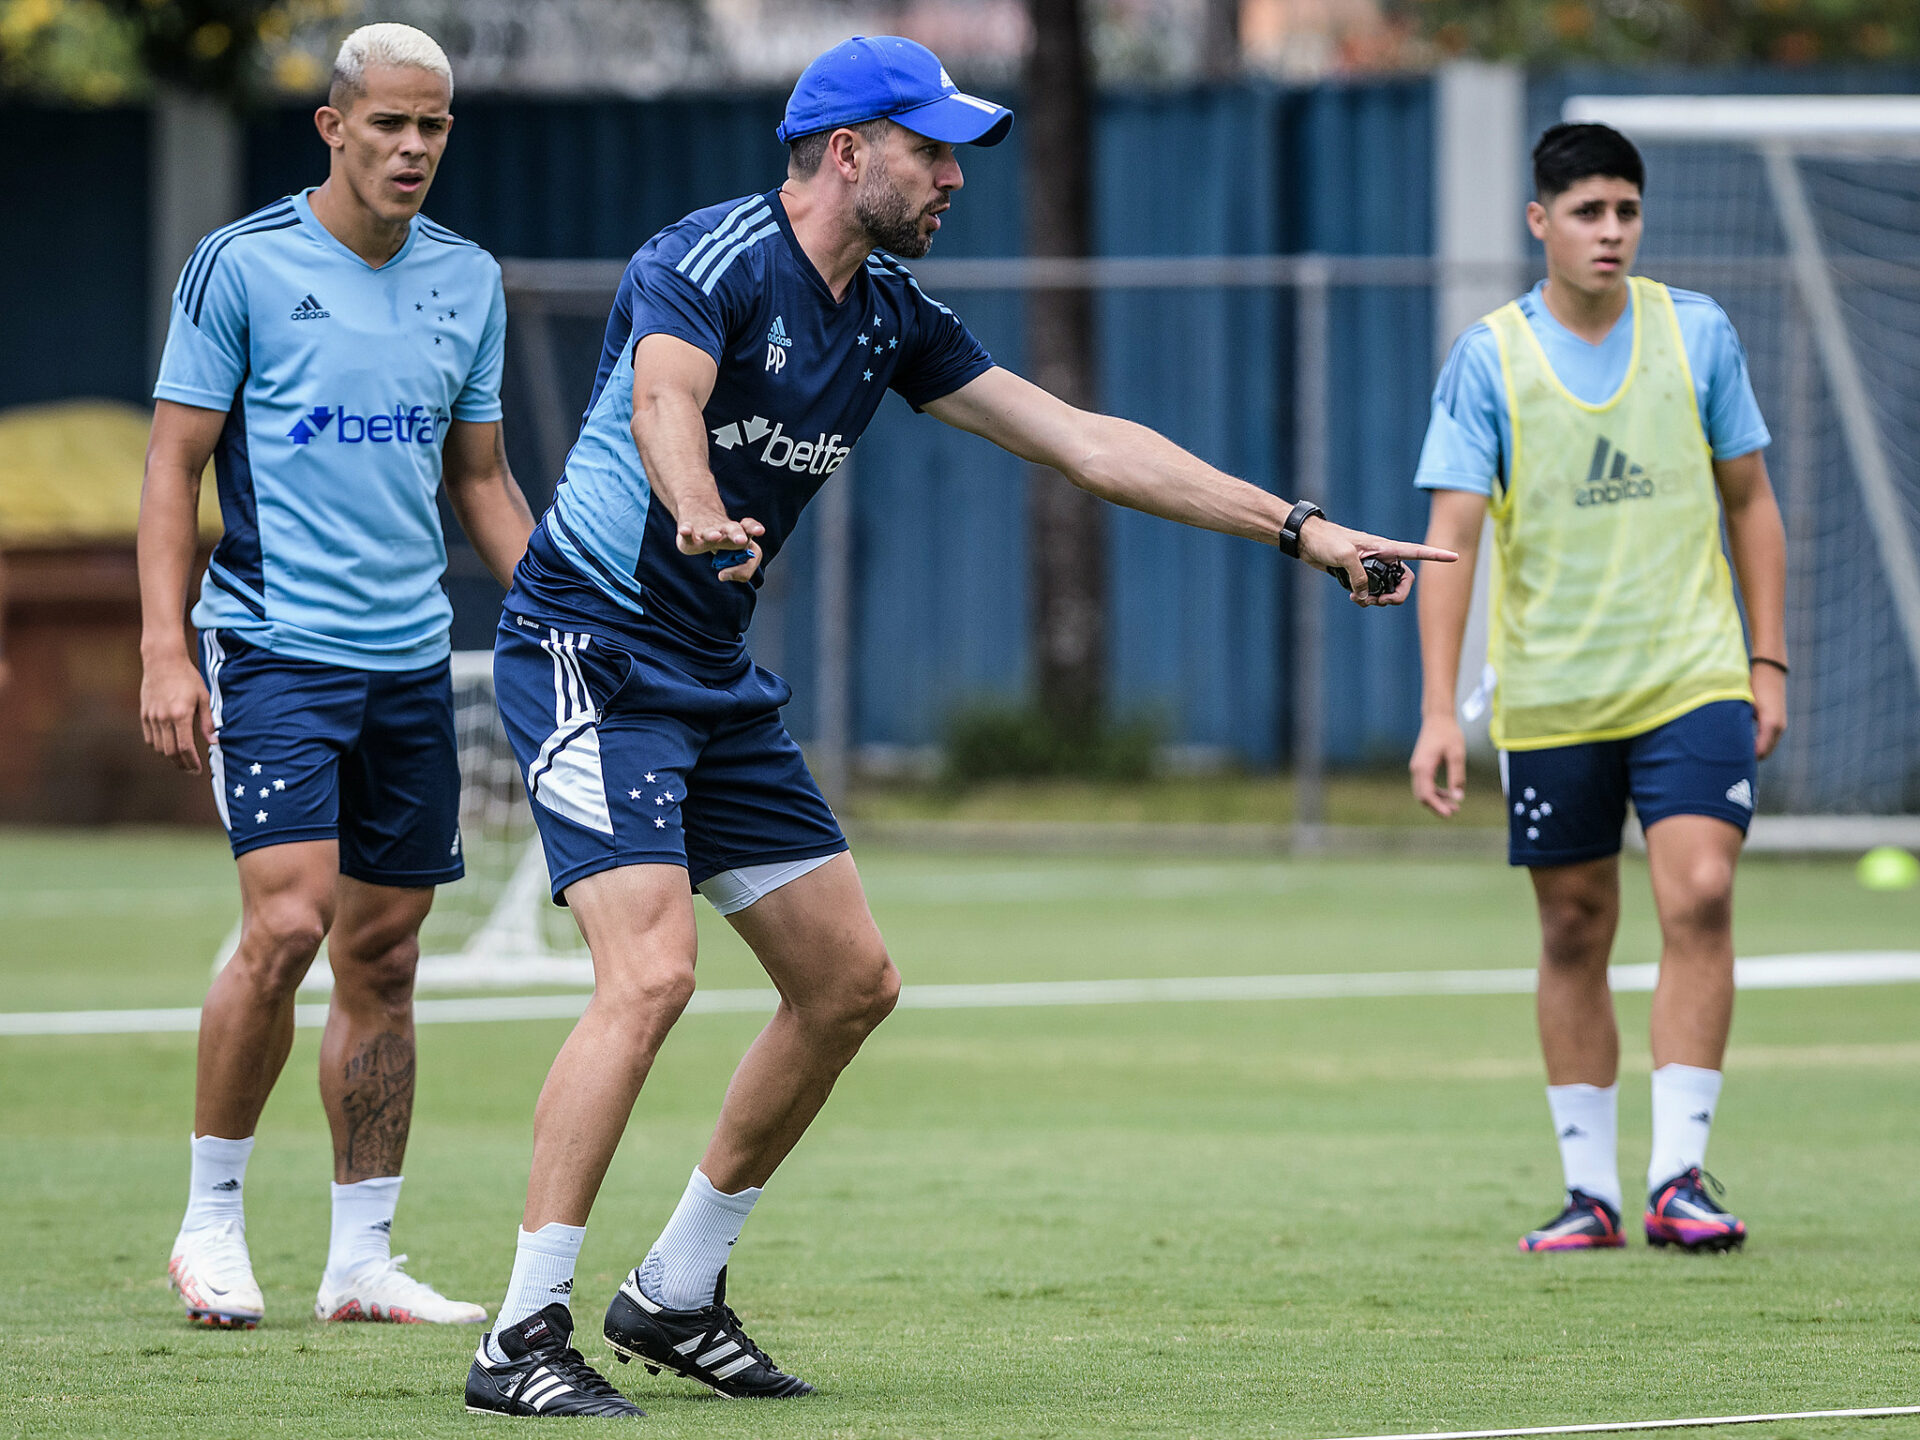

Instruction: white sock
[487,1222,586,1365]
[181,1132,254,1233]
[1648,1063,1723,1193]
[1546,1083,1621,1214]
[324,1176,401,1284]
[635,1167,761,1311]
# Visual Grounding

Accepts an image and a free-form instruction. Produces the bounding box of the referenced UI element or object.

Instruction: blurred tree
[0,0,143,100]
[1024,0,1107,737]
[1387,0,1918,66]
[103,0,348,103]
[1,0,344,105]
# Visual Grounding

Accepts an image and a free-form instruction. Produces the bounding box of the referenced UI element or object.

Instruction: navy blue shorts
[1502,699,1758,869]
[492,611,847,904]
[198,630,464,885]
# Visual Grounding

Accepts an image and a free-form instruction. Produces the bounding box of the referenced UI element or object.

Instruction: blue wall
[239,81,1441,765]
[1,104,150,408]
[3,78,1443,771]
[13,67,1918,780]
[11,80,1444,767]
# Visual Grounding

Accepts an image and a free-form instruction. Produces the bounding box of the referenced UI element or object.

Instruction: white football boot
[168,1219,265,1329]
[315,1254,488,1324]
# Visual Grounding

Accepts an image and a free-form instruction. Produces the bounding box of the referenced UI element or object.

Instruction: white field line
[351,947,1920,998]
[4,952,1920,1038]
[1314,1401,1920,1440]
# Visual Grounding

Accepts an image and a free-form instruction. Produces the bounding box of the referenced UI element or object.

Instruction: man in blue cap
[464,35,1452,1418]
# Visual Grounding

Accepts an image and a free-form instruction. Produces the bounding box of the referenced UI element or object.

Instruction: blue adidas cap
[776,36,1013,148]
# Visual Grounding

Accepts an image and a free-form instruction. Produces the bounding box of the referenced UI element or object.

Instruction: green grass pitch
[3,827,1919,1439]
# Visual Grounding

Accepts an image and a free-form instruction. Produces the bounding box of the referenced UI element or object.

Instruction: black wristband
[1278,500,1324,559]
[1750,656,1789,676]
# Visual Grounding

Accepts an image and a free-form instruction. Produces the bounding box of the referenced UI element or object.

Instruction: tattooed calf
[339,1031,416,1181]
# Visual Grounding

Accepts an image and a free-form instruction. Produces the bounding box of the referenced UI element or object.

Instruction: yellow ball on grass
[1856,846,1920,892]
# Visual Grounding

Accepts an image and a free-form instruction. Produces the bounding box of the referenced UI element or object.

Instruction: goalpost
[1562,94,1920,831]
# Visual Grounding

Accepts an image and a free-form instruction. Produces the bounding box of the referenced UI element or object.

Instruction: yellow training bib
[1485,277,1752,749]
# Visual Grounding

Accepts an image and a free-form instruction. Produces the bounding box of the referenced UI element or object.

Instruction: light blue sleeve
[152,244,247,411]
[1414,323,1505,497]
[1681,295,1771,460]
[453,264,507,422]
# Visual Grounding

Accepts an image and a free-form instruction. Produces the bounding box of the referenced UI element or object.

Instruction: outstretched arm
[138,400,228,774]
[442,419,535,588]
[630,333,765,583]
[1715,448,1787,760]
[923,366,1455,606]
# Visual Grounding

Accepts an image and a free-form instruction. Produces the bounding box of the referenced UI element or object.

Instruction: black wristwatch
[1278,500,1325,559]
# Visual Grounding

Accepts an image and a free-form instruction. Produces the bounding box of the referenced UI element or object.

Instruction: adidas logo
[1725,778,1753,810]
[549,1278,573,1295]
[211,1178,241,1192]
[372,1218,393,1234]
[290,293,331,320]
[1559,1124,1584,1139]
[1577,437,1655,507]
[764,315,792,373]
[1690,1109,1714,1124]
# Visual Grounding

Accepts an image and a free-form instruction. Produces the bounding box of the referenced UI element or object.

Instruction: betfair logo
[710,415,850,475]
[1577,437,1655,506]
[287,404,449,445]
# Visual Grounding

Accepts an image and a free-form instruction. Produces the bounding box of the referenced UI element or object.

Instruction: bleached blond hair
[329,23,453,109]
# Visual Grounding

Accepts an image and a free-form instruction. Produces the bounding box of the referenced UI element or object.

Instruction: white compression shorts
[694,854,837,916]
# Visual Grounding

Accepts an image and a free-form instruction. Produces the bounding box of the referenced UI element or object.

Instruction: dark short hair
[1532,123,1644,202]
[788,118,893,177]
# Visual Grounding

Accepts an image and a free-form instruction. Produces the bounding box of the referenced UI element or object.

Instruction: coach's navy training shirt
[532,189,993,648]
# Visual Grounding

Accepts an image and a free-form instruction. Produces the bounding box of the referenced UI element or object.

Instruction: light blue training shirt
[1415,280,1770,497]
[153,187,506,670]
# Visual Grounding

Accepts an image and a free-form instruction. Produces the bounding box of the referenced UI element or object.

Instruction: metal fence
[502,246,1920,819]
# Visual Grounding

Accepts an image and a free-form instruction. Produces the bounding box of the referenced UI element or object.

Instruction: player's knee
[821,946,899,1039]
[1537,887,1614,968]
[600,961,698,1035]
[1665,861,1735,939]
[333,932,420,1018]
[236,898,329,993]
[859,952,902,1032]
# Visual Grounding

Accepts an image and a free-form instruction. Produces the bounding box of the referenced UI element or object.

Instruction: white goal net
[1564,95,1920,818]
[410,650,592,984]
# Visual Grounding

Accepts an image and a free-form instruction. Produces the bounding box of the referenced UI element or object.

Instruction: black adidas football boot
[466,1302,645,1418]
[603,1267,814,1399]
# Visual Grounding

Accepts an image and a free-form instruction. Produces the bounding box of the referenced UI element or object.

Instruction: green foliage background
[1385,0,1919,67]
[0,0,346,105]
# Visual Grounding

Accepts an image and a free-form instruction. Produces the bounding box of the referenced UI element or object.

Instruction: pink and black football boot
[1645,1167,1746,1252]
[1519,1189,1628,1253]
